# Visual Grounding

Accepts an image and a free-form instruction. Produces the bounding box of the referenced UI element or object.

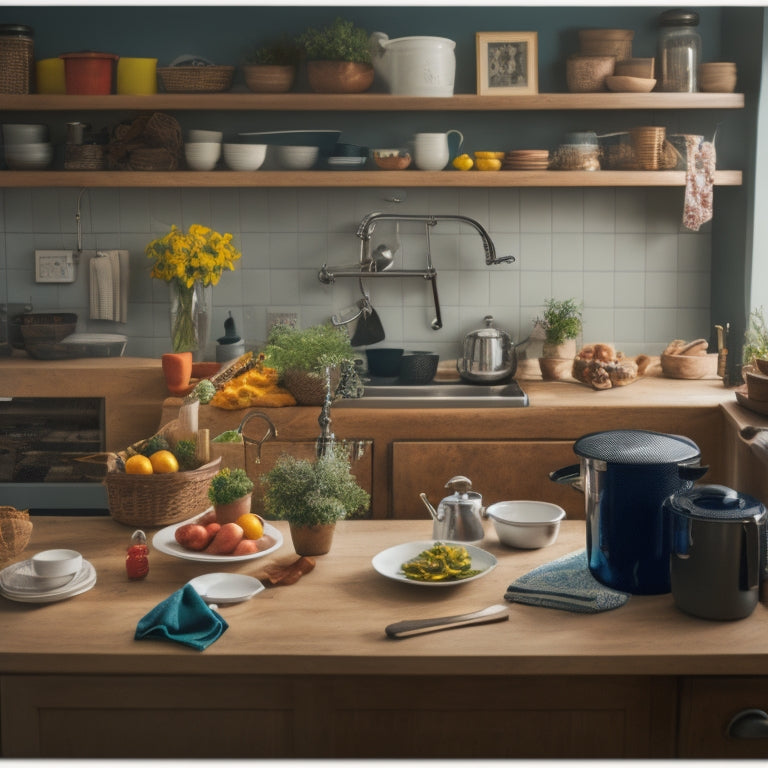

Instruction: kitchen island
[2,516,768,759]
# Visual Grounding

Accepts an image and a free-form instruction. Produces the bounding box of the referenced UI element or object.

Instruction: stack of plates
[503,150,550,170]
[0,558,96,603]
[326,156,367,170]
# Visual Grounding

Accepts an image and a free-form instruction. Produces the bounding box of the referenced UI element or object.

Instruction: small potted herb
[298,17,373,93]
[261,450,370,555]
[242,35,302,93]
[743,306,768,369]
[262,322,357,405]
[208,467,254,524]
[537,297,583,380]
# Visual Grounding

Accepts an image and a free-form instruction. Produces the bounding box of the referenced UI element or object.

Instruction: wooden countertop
[2,516,768,678]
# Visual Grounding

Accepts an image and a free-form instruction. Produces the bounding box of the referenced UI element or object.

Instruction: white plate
[187,573,265,604]
[152,513,283,563]
[0,559,97,603]
[371,540,497,587]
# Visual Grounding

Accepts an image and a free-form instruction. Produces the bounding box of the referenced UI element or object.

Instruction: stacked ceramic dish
[503,149,550,170]
[3,123,53,170]
[0,549,96,603]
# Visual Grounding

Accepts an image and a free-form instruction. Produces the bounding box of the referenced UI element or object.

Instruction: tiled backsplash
[1,185,711,360]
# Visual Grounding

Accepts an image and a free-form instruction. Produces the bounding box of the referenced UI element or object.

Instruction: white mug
[413,129,464,171]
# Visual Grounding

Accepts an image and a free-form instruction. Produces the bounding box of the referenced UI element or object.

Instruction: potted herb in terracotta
[208,467,254,524]
[242,35,301,93]
[537,298,583,381]
[261,450,370,556]
[298,17,374,93]
[262,322,357,405]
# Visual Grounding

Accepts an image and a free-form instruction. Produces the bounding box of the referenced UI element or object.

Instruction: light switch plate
[35,250,75,283]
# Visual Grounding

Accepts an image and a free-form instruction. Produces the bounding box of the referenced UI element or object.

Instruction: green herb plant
[538,298,583,346]
[208,467,254,505]
[743,306,768,365]
[245,35,302,67]
[261,450,370,527]
[262,322,356,376]
[298,17,371,64]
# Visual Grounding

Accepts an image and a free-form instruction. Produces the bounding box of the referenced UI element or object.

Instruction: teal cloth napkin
[504,549,630,614]
[135,583,228,650]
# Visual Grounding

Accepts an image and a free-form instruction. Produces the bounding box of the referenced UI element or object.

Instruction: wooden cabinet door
[391,440,583,519]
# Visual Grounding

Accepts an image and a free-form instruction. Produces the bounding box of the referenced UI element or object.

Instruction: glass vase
[170,280,211,360]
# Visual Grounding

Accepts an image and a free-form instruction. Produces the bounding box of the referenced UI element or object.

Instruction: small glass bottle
[126,529,149,580]
[658,9,702,93]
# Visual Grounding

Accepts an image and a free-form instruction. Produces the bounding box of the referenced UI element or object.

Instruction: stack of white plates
[0,558,96,603]
[326,156,367,170]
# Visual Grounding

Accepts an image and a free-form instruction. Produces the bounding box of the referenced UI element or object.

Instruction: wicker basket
[65,144,105,170]
[128,147,179,171]
[0,506,33,563]
[157,65,234,93]
[578,29,634,61]
[566,55,615,93]
[105,456,222,527]
[630,126,666,170]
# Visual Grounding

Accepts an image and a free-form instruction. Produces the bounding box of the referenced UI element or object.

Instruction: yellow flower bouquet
[146,225,242,353]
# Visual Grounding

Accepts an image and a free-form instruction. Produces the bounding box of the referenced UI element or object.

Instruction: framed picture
[476,31,538,96]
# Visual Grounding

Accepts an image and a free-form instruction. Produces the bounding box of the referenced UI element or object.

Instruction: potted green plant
[743,306,768,369]
[298,17,374,93]
[262,322,357,405]
[208,467,254,524]
[537,297,583,380]
[261,449,370,555]
[242,35,302,93]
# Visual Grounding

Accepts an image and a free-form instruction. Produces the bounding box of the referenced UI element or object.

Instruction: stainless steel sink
[334,381,529,408]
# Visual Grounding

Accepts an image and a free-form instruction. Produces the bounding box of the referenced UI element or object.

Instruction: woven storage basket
[578,29,634,61]
[630,126,666,170]
[128,147,179,171]
[0,32,33,94]
[157,65,234,93]
[0,506,33,563]
[566,55,615,93]
[105,456,222,527]
[65,144,105,170]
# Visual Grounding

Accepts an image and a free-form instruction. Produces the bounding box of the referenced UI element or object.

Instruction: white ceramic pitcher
[413,130,463,171]
[369,33,456,97]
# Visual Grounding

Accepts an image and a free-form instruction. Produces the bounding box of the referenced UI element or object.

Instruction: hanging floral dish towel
[683,134,716,232]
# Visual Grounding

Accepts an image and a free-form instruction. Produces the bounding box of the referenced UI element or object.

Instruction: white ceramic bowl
[188,129,223,143]
[31,549,83,578]
[2,123,48,144]
[486,501,566,549]
[222,143,267,171]
[276,144,319,170]
[4,142,53,170]
[184,141,221,171]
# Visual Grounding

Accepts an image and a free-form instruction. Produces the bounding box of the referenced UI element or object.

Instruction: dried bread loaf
[572,344,648,390]
[0,506,33,563]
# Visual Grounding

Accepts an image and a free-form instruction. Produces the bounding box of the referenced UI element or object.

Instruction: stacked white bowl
[222,143,267,171]
[276,145,319,170]
[184,129,223,171]
[3,123,52,170]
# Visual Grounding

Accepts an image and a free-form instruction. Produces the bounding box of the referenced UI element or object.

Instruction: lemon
[474,151,505,160]
[149,449,179,474]
[125,454,153,475]
[236,513,264,540]
[452,153,473,171]
[475,158,502,171]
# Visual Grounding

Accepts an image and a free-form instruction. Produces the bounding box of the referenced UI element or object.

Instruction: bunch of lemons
[125,450,179,475]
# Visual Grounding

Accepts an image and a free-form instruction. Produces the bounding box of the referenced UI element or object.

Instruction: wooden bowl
[754,358,768,375]
[746,370,768,401]
[660,352,718,379]
[614,58,655,79]
[606,76,657,93]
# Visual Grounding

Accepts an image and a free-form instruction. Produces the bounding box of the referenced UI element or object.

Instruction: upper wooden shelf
[0,169,743,188]
[0,92,745,112]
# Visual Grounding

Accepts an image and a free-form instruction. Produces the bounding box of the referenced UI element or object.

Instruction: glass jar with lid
[658,9,702,92]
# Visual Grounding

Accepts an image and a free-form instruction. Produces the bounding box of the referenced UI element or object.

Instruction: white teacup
[413,130,464,171]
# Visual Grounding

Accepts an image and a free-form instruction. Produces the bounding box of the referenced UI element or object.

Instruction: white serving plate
[0,559,97,603]
[371,540,497,587]
[187,573,265,604]
[152,513,283,563]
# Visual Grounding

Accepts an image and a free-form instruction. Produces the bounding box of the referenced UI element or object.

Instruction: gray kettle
[457,315,516,383]
[666,484,767,620]
[420,475,485,543]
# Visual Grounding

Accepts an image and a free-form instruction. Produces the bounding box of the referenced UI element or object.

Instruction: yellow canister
[35,57,66,94]
[116,57,158,94]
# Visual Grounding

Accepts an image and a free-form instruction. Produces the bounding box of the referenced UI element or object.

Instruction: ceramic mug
[413,130,464,171]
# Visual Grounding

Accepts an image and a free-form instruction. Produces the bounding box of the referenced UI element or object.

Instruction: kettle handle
[549,465,583,492]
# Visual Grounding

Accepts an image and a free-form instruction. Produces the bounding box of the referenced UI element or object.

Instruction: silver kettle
[457,315,517,383]
[420,475,485,543]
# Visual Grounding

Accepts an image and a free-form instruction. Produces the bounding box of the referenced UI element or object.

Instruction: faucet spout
[355,212,515,266]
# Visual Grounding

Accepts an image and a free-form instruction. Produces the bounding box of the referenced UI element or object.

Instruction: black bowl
[398,351,439,385]
[366,347,404,377]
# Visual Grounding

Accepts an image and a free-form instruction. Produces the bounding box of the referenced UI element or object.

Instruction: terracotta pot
[539,357,574,381]
[161,352,193,396]
[283,367,340,406]
[542,339,577,359]
[243,64,295,93]
[306,61,374,93]
[213,493,253,524]
[289,522,336,556]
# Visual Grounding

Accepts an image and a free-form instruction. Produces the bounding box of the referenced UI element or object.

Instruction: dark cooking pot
[550,429,708,595]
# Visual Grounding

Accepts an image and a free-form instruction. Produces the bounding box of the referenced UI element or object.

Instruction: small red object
[126,529,149,580]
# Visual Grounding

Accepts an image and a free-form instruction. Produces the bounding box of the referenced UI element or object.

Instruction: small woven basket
[65,144,105,170]
[630,126,666,170]
[157,65,234,93]
[105,456,222,527]
[566,55,615,93]
[0,506,33,563]
[128,147,179,171]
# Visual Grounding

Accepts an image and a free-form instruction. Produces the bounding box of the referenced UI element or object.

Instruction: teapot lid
[665,484,766,520]
[445,475,473,494]
[467,315,509,340]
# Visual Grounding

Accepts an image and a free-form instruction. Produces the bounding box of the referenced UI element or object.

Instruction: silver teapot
[420,475,485,543]
[457,315,517,383]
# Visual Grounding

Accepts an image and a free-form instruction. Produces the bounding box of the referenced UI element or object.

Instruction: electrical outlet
[35,250,75,283]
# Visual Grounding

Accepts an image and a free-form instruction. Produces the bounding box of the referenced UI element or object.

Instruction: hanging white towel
[89,250,129,323]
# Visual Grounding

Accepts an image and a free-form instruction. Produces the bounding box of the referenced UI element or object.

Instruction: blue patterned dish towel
[505,549,630,613]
